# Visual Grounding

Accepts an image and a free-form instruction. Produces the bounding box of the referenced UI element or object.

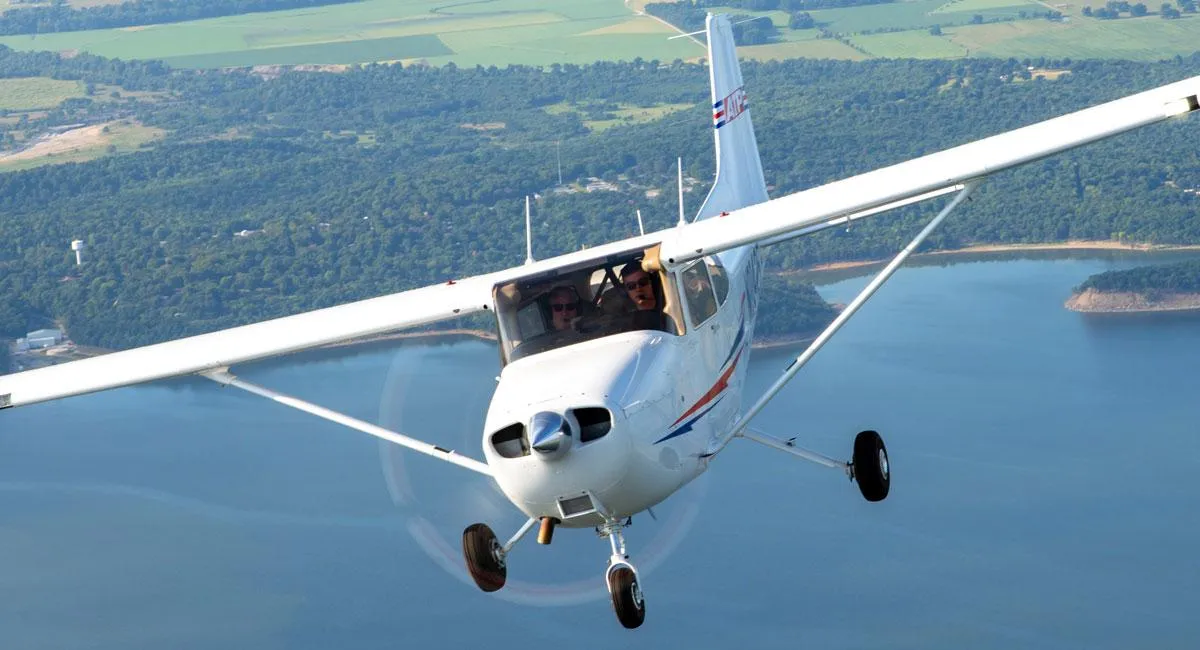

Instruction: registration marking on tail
[714,87,748,129]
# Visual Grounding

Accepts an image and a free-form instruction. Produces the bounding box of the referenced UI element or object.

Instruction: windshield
[493,253,681,364]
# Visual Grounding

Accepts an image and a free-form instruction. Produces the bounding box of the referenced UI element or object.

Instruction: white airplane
[1,14,1197,629]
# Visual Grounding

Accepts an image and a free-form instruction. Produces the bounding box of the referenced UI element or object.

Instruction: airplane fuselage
[482,245,761,527]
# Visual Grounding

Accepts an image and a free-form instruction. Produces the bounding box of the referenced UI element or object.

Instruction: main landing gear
[735,427,891,503]
[462,523,507,592]
[850,429,889,502]
[461,516,647,629]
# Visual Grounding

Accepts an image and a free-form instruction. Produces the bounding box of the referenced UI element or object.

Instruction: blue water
[1,253,1198,649]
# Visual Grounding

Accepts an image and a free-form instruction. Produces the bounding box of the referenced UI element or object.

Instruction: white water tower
[71,239,85,266]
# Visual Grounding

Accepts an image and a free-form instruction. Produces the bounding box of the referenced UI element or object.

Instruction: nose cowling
[530,411,572,460]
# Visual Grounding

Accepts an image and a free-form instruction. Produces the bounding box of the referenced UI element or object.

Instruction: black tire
[462,523,506,592]
[853,430,890,502]
[608,566,646,629]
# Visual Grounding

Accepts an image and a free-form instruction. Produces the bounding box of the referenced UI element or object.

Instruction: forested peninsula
[1067,259,1200,312]
[1,47,1199,350]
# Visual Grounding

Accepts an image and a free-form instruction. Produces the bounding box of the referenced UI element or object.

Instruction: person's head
[548,286,580,331]
[685,270,710,297]
[620,262,656,311]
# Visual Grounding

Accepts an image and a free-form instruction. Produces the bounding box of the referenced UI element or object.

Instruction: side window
[681,262,717,326]
[706,256,728,306]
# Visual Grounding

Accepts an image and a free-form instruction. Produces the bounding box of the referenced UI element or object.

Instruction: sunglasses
[624,277,650,291]
[551,303,578,312]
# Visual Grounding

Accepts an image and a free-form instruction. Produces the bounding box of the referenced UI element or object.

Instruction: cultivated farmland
[0,0,703,68]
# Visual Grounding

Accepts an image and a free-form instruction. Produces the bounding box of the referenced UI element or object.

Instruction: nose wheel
[600,520,646,629]
[607,564,645,629]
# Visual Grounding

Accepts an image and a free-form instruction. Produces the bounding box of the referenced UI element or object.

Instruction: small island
[1066,259,1200,313]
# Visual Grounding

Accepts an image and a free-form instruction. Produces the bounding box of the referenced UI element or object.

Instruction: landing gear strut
[600,520,645,629]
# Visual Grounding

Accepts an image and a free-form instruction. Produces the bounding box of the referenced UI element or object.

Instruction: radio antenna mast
[524,196,534,265]
[677,158,686,227]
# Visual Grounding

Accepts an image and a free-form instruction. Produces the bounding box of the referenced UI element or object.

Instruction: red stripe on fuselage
[671,349,742,427]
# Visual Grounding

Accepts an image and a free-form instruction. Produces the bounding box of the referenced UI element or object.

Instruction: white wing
[660,75,1200,267]
[2,74,1197,411]
[0,272,500,409]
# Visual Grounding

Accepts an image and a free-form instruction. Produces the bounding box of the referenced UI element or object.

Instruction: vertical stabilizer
[695,13,769,221]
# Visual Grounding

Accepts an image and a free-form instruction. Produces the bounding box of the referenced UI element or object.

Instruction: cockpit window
[493,252,682,364]
[681,261,718,326]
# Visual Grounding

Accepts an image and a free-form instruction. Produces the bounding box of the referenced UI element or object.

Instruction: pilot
[620,263,664,331]
[548,285,581,331]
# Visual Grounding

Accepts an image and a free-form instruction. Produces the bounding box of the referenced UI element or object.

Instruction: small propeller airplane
[2,13,1198,629]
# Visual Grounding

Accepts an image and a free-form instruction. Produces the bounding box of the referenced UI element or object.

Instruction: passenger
[620,263,664,331]
[547,285,581,331]
[621,263,657,311]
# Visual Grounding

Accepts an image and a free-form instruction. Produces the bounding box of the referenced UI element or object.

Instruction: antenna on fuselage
[524,195,534,265]
[636,209,645,236]
[677,157,686,227]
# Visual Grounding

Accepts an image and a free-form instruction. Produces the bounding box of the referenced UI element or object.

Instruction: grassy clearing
[544,101,697,132]
[0,0,698,68]
[932,0,1041,13]
[851,31,970,58]
[0,119,164,173]
[0,77,86,110]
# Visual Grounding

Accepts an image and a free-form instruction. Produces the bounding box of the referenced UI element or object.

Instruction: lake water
[1,252,1198,650]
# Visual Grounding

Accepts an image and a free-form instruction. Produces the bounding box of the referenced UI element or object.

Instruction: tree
[788,11,815,28]
[929,24,943,35]
[1082,5,1093,15]
[1132,1,1148,13]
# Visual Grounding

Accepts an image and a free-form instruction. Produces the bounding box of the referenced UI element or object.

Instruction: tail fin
[694,13,769,221]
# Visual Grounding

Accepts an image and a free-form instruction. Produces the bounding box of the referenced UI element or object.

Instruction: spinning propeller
[373,336,708,607]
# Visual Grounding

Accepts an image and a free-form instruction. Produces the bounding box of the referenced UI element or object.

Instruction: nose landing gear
[600,520,645,629]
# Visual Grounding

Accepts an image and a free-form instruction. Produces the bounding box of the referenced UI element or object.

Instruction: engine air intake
[490,423,528,458]
[573,407,612,443]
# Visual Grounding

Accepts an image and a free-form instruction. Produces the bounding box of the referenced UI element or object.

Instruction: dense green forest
[1,46,1198,349]
[1077,259,1200,293]
[0,0,357,36]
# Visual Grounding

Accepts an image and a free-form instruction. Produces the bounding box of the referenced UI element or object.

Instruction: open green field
[0,0,702,68]
[0,77,85,111]
[851,29,970,58]
[741,38,869,60]
[961,16,1200,61]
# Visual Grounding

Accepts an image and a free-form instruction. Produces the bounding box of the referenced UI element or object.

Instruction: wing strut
[203,370,493,477]
[707,181,981,457]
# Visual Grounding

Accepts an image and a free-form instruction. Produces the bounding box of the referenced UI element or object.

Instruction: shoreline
[23,240,1200,362]
[799,240,1200,273]
[1064,289,1200,314]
